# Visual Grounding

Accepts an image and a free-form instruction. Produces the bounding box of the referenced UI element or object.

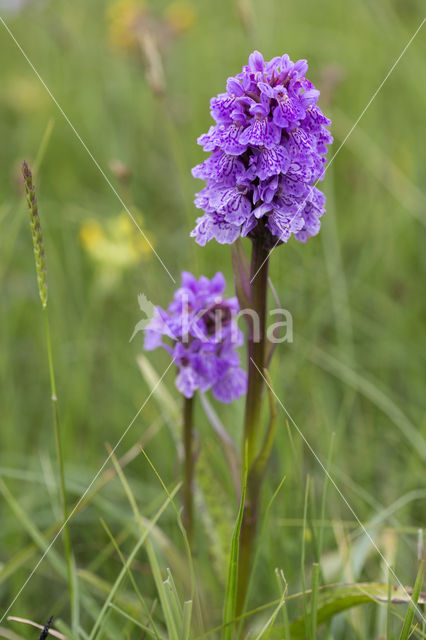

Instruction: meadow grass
[1,0,425,637]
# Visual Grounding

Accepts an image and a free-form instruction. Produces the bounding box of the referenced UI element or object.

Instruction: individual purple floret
[144,272,247,402]
[191,51,332,248]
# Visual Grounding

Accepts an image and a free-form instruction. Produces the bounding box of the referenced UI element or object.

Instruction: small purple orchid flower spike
[144,271,247,402]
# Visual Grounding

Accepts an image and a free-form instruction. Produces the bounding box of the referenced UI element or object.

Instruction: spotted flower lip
[191,50,332,248]
[144,272,247,402]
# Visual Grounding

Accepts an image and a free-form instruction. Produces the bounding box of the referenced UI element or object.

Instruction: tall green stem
[236,237,270,616]
[183,395,195,547]
[22,162,74,623]
[43,309,74,618]
[242,238,270,466]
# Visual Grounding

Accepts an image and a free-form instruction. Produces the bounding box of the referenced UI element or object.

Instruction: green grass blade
[76,627,90,640]
[0,478,65,578]
[387,569,393,640]
[70,552,80,638]
[309,346,426,461]
[254,581,286,640]
[399,563,424,640]
[108,603,162,639]
[301,476,310,638]
[267,581,426,639]
[139,446,202,633]
[163,568,184,636]
[199,393,240,496]
[244,473,286,612]
[140,447,195,599]
[100,519,162,640]
[274,570,291,640]
[137,356,181,443]
[107,450,180,640]
[222,447,248,640]
[88,480,180,640]
[310,563,320,639]
[318,434,335,563]
[182,600,193,640]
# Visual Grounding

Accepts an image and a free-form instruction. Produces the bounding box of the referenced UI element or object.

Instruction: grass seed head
[22,161,48,309]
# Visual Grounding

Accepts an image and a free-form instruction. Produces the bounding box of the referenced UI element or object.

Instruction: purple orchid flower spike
[144,271,247,403]
[191,50,332,248]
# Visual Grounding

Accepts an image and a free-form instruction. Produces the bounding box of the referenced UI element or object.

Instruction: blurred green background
[1,0,425,637]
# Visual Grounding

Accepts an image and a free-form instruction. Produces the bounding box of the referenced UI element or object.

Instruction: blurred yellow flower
[106,0,196,55]
[79,220,104,251]
[164,1,196,33]
[79,210,153,283]
[107,0,146,51]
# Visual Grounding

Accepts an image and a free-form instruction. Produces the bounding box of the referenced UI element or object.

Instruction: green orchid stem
[243,238,270,468]
[183,394,195,547]
[43,308,74,620]
[236,237,270,617]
